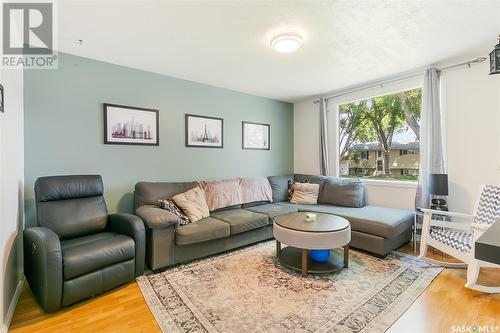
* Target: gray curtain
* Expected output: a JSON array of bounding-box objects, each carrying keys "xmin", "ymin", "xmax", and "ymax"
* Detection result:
[
  {"xmin": 415, "ymin": 67, "xmax": 446, "ymax": 208},
  {"xmin": 319, "ymin": 97, "xmax": 330, "ymax": 176}
]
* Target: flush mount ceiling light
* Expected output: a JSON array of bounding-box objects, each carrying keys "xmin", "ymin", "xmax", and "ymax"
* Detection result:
[{"xmin": 270, "ymin": 32, "xmax": 303, "ymax": 53}]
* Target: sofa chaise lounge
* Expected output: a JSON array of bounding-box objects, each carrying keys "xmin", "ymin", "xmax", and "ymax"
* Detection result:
[{"xmin": 135, "ymin": 174, "xmax": 413, "ymax": 271}]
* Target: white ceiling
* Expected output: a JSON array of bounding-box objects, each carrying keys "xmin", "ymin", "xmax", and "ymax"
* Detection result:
[{"xmin": 58, "ymin": 1, "xmax": 500, "ymax": 102}]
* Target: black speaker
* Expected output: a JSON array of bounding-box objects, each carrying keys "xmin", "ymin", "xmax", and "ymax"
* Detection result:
[
  {"xmin": 431, "ymin": 198, "xmax": 446, "ymax": 206},
  {"xmin": 431, "ymin": 205, "xmax": 448, "ymax": 211}
]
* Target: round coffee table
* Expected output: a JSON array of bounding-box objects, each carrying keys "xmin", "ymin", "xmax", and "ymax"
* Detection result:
[{"xmin": 273, "ymin": 212, "xmax": 351, "ymax": 277}]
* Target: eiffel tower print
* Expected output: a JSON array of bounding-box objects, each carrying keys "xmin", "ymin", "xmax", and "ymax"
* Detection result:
[{"xmin": 202, "ymin": 124, "xmax": 209, "ymax": 142}]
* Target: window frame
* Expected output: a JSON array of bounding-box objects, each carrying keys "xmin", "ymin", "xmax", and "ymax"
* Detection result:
[{"xmin": 329, "ymin": 78, "xmax": 422, "ymax": 187}]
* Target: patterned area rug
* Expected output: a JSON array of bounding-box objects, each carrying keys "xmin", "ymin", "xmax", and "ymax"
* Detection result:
[{"xmin": 137, "ymin": 241, "xmax": 443, "ymax": 333}]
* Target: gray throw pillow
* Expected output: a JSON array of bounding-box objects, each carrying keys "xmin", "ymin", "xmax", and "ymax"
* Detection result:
[
  {"xmin": 319, "ymin": 177, "xmax": 365, "ymax": 208},
  {"xmin": 294, "ymin": 174, "xmax": 327, "ymax": 185}
]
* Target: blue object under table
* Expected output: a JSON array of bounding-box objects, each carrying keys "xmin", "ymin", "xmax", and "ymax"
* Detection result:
[{"xmin": 309, "ymin": 249, "xmax": 330, "ymax": 263}]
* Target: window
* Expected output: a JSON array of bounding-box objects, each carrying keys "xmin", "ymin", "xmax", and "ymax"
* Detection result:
[
  {"xmin": 403, "ymin": 169, "xmax": 419, "ymax": 176},
  {"xmin": 338, "ymin": 87, "xmax": 421, "ymax": 181},
  {"xmin": 400, "ymin": 149, "xmax": 416, "ymax": 156}
]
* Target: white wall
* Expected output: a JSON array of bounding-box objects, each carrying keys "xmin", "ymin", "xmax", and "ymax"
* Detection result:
[
  {"xmin": 0, "ymin": 66, "xmax": 24, "ymax": 332},
  {"xmin": 294, "ymin": 56, "xmax": 500, "ymax": 212},
  {"xmin": 443, "ymin": 61, "xmax": 500, "ymax": 212}
]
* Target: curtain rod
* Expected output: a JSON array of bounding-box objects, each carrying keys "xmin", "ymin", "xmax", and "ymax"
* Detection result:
[{"xmin": 313, "ymin": 56, "xmax": 487, "ymax": 104}]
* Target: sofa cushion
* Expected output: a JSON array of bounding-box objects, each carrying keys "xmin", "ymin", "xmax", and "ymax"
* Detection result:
[
  {"xmin": 175, "ymin": 217, "xmax": 230, "ymax": 246},
  {"xmin": 295, "ymin": 204, "xmax": 413, "ymax": 239},
  {"xmin": 211, "ymin": 209, "xmax": 269, "ymax": 235},
  {"xmin": 267, "ymin": 175, "xmax": 294, "ymax": 202},
  {"xmin": 171, "ymin": 187, "xmax": 210, "ymax": 222},
  {"xmin": 319, "ymin": 177, "xmax": 365, "ymax": 208},
  {"xmin": 241, "ymin": 201, "xmax": 270, "ymax": 208},
  {"xmin": 244, "ymin": 203, "xmax": 299, "ymax": 219},
  {"xmin": 275, "ymin": 201, "xmax": 319, "ymax": 211},
  {"xmin": 134, "ymin": 181, "xmax": 196, "ymax": 209},
  {"xmin": 212, "ymin": 204, "xmax": 242, "ymax": 212},
  {"xmin": 61, "ymin": 232, "xmax": 135, "ymax": 280},
  {"xmin": 294, "ymin": 174, "xmax": 326, "ymax": 185}
]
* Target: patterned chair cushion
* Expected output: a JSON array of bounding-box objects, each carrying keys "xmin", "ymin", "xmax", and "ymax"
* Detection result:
[
  {"xmin": 474, "ymin": 184, "xmax": 500, "ymax": 225},
  {"xmin": 429, "ymin": 227, "xmax": 472, "ymax": 253}
]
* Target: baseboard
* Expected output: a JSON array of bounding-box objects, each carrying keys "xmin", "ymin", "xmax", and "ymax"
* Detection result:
[{"xmin": 2, "ymin": 277, "xmax": 24, "ymax": 333}]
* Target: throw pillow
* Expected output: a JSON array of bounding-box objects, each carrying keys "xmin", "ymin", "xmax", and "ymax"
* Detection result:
[
  {"xmin": 290, "ymin": 182, "xmax": 320, "ymax": 205},
  {"xmin": 319, "ymin": 177, "xmax": 365, "ymax": 208},
  {"xmin": 267, "ymin": 175, "xmax": 294, "ymax": 202},
  {"xmin": 157, "ymin": 199, "xmax": 191, "ymax": 225},
  {"xmin": 287, "ymin": 179, "xmax": 312, "ymax": 201},
  {"xmin": 171, "ymin": 187, "xmax": 210, "ymax": 222},
  {"xmin": 294, "ymin": 174, "xmax": 327, "ymax": 185},
  {"xmin": 287, "ymin": 180, "xmax": 296, "ymax": 201}
]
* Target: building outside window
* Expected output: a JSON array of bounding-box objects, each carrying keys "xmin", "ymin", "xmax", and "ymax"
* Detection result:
[{"xmin": 338, "ymin": 87, "xmax": 421, "ymax": 181}]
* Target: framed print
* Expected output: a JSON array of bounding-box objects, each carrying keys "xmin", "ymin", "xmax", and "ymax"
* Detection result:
[
  {"xmin": 104, "ymin": 103, "xmax": 159, "ymax": 146},
  {"xmin": 242, "ymin": 121, "xmax": 270, "ymax": 150},
  {"xmin": 185, "ymin": 114, "xmax": 223, "ymax": 148},
  {"xmin": 0, "ymin": 83, "xmax": 4, "ymax": 113}
]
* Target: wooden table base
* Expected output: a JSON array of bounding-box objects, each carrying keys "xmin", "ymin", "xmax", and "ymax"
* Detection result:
[{"xmin": 276, "ymin": 243, "xmax": 349, "ymax": 277}]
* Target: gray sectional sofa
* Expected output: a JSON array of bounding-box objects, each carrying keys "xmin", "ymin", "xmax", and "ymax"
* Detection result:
[{"xmin": 135, "ymin": 174, "xmax": 413, "ymax": 271}]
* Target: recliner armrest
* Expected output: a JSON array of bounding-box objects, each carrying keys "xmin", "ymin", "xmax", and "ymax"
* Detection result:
[
  {"xmin": 135, "ymin": 205, "xmax": 180, "ymax": 229},
  {"xmin": 108, "ymin": 213, "xmax": 146, "ymax": 276},
  {"xmin": 24, "ymin": 227, "xmax": 63, "ymax": 313}
]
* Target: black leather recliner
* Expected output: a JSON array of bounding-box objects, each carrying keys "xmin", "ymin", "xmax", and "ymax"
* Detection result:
[{"xmin": 24, "ymin": 175, "xmax": 145, "ymax": 313}]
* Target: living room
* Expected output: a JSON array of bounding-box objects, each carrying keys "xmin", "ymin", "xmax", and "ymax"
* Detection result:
[{"xmin": 1, "ymin": 1, "xmax": 499, "ymax": 333}]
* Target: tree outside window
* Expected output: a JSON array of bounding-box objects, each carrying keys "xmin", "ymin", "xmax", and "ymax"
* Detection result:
[{"xmin": 338, "ymin": 88, "xmax": 421, "ymax": 181}]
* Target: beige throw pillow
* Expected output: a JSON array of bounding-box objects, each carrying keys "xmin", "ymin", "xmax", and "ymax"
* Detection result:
[
  {"xmin": 171, "ymin": 187, "xmax": 210, "ymax": 222},
  {"xmin": 290, "ymin": 182, "xmax": 320, "ymax": 205}
]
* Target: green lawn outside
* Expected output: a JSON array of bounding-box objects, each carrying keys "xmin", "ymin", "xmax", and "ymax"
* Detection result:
[{"xmin": 342, "ymin": 174, "xmax": 418, "ymax": 181}]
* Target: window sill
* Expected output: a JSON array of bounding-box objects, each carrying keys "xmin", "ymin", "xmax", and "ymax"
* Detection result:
[{"xmin": 357, "ymin": 178, "xmax": 418, "ymax": 189}]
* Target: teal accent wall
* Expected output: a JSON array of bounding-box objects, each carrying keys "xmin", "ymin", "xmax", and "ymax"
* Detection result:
[{"xmin": 24, "ymin": 53, "xmax": 293, "ymax": 226}]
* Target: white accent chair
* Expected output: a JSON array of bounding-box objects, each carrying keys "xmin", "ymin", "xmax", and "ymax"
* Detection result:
[{"xmin": 418, "ymin": 184, "xmax": 500, "ymax": 293}]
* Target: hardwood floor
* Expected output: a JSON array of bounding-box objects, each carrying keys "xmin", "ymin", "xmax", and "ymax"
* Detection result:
[
  {"xmin": 9, "ymin": 283, "xmax": 159, "ymax": 333},
  {"xmin": 9, "ymin": 243, "xmax": 500, "ymax": 333},
  {"xmin": 388, "ymin": 245, "xmax": 500, "ymax": 333}
]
